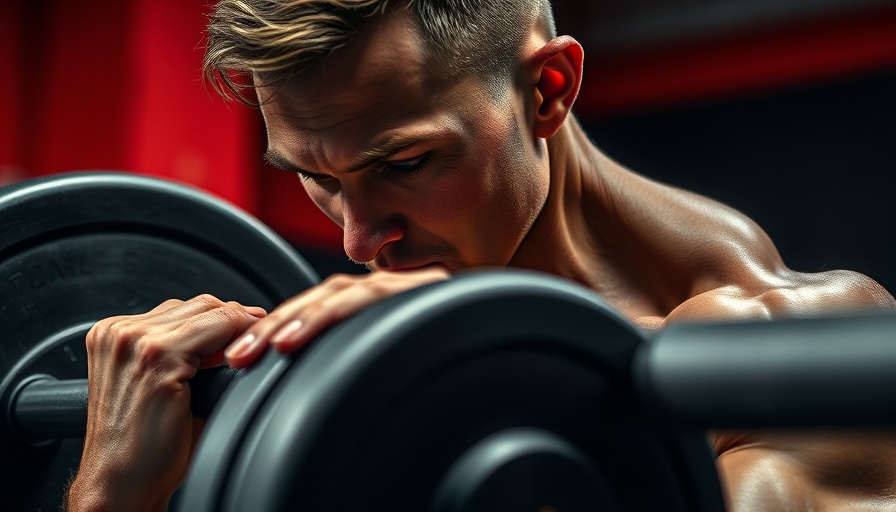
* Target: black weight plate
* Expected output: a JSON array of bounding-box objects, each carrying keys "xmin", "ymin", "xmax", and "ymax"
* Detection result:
[
  {"xmin": 176, "ymin": 340, "xmax": 298, "ymax": 512},
  {"xmin": 0, "ymin": 172, "xmax": 318, "ymax": 511},
  {"xmin": 208, "ymin": 271, "xmax": 722, "ymax": 512},
  {"xmin": 432, "ymin": 427, "xmax": 614, "ymax": 512}
]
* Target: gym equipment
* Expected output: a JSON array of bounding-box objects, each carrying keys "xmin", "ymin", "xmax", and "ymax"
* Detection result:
[
  {"xmin": 4, "ymin": 173, "xmax": 896, "ymax": 511},
  {"xmin": 180, "ymin": 271, "xmax": 723, "ymax": 511},
  {"xmin": 640, "ymin": 313, "xmax": 896, "ymax": 428},
  {"xmin": 0, "ymin": 172, "xmax": 319, "ymax": 511},
  {"xmin": 178, "ymin": 272, "xmax": 896, "ymax": 511}
]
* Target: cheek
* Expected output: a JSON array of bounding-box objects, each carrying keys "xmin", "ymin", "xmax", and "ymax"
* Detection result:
[
  {"xmin": 421, "ymin": 134, "xmax": 544, "ymax": 245},
  {"xmin": 405, "ymin": 176, "xmax": 480, "ymax": 227},
  {"xmin": 483, "ymin": 125, "xmax": 547, "ymax": 223}
]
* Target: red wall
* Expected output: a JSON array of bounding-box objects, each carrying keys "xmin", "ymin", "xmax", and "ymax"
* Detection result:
[{"xmin": 0, "ymin": 0, "xmax": 25, "ymax": 183}]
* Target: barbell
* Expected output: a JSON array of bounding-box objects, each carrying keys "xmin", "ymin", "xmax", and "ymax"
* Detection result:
[
  {"xmin": 1, "ymin": 173, "xmax": 895, "ymax": 511},
  {"xmin": 0, "ymin": 172, "xmax": 318, "ymax": 510}
]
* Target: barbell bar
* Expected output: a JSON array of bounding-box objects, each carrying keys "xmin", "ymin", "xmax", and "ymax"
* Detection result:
[
  {"xmin": 9, "ymin": 365, "xmax": 243, "ymax": 441},
  {"xmin": 9, "ymin": 308, "xmax": 896, "ymax": 444},
  {"xmin": 639, "ymin": 312, "xmax": 896, "ymax": 428}
]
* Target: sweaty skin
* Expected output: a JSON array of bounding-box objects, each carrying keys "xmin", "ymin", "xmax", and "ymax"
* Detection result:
[{"xmin": 69, "ymin": 10, "xmax": 896, "ymax": 512}]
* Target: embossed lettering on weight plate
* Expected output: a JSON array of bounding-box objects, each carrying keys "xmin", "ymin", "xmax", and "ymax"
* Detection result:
[
  {"xmin": 6, "ymin": 254, "xmax": 93, "ymax": 296},
  {"xmin": 4, "ymin": 250, "xmax": 140, "ymax": 297}
]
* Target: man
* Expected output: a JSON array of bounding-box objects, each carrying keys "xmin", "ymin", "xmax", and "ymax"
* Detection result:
[{"xmin": 67, "ymin": 1, "xmax": 896, "ymax": 510}]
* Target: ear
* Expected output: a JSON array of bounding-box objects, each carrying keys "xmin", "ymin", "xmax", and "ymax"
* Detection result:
[{"xmin": 529, "ymin": 36, "xmax": 584, "ymax": 139}]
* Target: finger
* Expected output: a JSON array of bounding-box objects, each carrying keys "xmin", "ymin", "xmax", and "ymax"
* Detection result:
[
  {"xmin": 269, "ymin": 284, "xmax": 378, "ymax": 353},
  {"xmin": 143, "ymin": 295, "xmax": 263, "ymax": 331},
  {"xmin": 225, "ymin": 268, "xmax": 450, "ymax": 368},
  {"xmin": 267, "ymin": 268, "xmax": 448, "ymax": 351},
  {"xmin": 223, "ymin": 277, "xmax": 360, "ymax": 367},
  {"xmin": 239, "ymin": 304, "xmax": 268, "ymax": 318},
  {"xmin": 146, "ymin": 293, "xmax": 254, "ymax": 318},
  {"xmin": 171, "ymin": 306, "xmax": 263, "ymax": 357},
  {"xmin": 266, "ymin": 268, "xmax": 450, "ymax": 352},
  {"xmin": 226, "ymin": 300, "xmax": 267, "ymax": 319}
]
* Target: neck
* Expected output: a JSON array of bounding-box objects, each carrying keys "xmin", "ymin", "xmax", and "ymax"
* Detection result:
[
  {"xmin": 509, "ymin": 116, "xmax": 706, "ymax": 320},
  {"xmin": 508, "ymin": 116, "xmax": 615, "ymax": 291}
]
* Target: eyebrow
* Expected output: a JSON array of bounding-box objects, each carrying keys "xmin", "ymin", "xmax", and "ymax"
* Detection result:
[{"xmin": 263, "ymin": 134, "xmax": 423, "ymax": 175}]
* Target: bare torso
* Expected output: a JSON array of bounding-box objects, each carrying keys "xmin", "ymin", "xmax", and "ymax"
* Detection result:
[{"xmin": 513, "ymin": 118, "xmax": 896, "ymax": 511}]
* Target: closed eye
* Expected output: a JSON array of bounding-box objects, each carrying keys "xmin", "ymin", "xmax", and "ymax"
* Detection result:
[
  {"xmin": 379, "ymin": 153, "xmax": 430, "ymax": 177},
  {"xmin": 297, "ymin": 169, "xmax": 332, "ymax": 183}
]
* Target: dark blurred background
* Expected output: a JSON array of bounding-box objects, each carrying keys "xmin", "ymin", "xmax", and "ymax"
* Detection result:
[{"xmin": 1, "ymin": 0, "xmax": 894, "ymax": 291}]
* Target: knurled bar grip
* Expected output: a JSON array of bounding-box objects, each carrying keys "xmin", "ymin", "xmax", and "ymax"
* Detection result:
[{"xmin": 12, "ymin": 312, "xmax": 896, "ymax": 441}]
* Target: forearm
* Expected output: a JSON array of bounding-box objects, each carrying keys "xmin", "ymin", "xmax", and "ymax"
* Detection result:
[
  {"xmin": 64, "ymin": 470, "xmax": 171, "ymax": 512},
  {"xmin": 715, "ymin": 429, "xmax": 896, "ymax": 512}
]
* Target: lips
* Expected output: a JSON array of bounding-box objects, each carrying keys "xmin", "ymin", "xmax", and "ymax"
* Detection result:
[{"xmin": 380, "ymin": 261, "xmax": 445, "ymax": 272}]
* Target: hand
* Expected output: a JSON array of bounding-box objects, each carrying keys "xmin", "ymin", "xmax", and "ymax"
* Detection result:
[
  {"xmin": 224, "ymin": 267, "xmax": 450, "ymax": 368},
  {"xmin": 67, "ymin": 296, "xmax": 266, "ymax": 512}
]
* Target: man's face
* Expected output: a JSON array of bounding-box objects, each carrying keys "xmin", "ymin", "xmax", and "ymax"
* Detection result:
[{"xmin": 259, "ymin": 13, "xmax": 549, "ymax": 272}]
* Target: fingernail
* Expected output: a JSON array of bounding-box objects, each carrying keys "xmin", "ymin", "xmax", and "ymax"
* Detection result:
[
  {"xmin": 271, "ymin": 320, "xmax": 303, "ymax": 345},
  {"xmin": 225, "ymin": 333, "xmax": 256, "ymax": 361}
]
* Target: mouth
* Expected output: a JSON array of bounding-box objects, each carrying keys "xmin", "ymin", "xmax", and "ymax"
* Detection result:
[{"xmin": 379, "ymin": 261, "xmax": 445, "ymax": 272}]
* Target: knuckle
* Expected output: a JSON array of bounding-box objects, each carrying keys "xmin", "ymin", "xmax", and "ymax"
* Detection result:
[
  {"xmin": 211, "ymin": 305, "xmax": 247, "ymax": 325},
  {"xmin": 177, "ymin": 306, "xmax": 247, "ymax": 337},
  {"xmin": 108, "ymin": 321, "xmax": 148, "ymax": 358},
  {"xmin": 361, "ymin": 277, "xmax": 392, "ymax": 295},
  {"xmin": 133, "ymin": 336, "xmax": 167, "ymax": 368},
  {"xmin": 85, "ymin": 321, "xmax": 108, "ymax": 353},
  {"xmin": 86, "ymin": 317, "xmax": 141, "ymax": 354},
  {"xmin": 322, "ymin": 273, "xmax": 357, "ymax": 290},
  {"xmin": 191, "ymin": 293, "xmax": 223, "ymax": 308},
  {"xmin": 302, "ymin": 306, "xmax": 336, "ymax": 331},
  {"xmin": 132, "ymin": 336, "xmax": 192, "ymax": 380},
  {"xmin": 300, "ymin": 301, "xmax": 325, "ymax": 320}
]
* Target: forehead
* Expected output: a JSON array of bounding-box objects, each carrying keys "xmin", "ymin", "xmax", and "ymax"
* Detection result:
[
  {"xmin": 256, "ymin": 11, "xmax": 496, "ymax": 171},
  {"xmin": 258, "ymin": 11, "xmax": 433, "ymax": 128}
]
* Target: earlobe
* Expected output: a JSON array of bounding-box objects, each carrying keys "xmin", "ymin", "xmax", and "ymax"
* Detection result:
[{"xmin": 530, "ymin": 36, "xmax": 584, "ymax": 139}]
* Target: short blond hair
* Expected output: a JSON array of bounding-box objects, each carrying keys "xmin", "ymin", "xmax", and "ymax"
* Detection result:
[{"xmin": 203, "ymin": 0, "xmax": 555, "ymax": 105}]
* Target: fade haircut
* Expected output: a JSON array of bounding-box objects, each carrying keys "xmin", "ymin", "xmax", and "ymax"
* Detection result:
[{"xmin": 203, "ymin": 0, "xmax": 556, "ymax": 105}]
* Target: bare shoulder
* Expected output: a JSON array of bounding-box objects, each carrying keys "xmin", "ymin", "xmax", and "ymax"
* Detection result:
[
  {"xmin": 652, "ymin": 193, "xmax": 896, "ymax": 323},
  {"xmin": 666, "ymin": 269, "xmax": 896, "ymax": 324},
  {"xmin": 643, "ymin": 183, "xmax": 896, "ymax": 321},
  {"xmin": 608, "ymin": 167, "xmax": 896, "ymax": 324}
]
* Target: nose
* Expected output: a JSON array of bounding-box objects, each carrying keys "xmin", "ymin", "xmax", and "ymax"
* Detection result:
[{"xmin": 340, "ymin": 185, "xmax": 404, "ymax": 265}]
